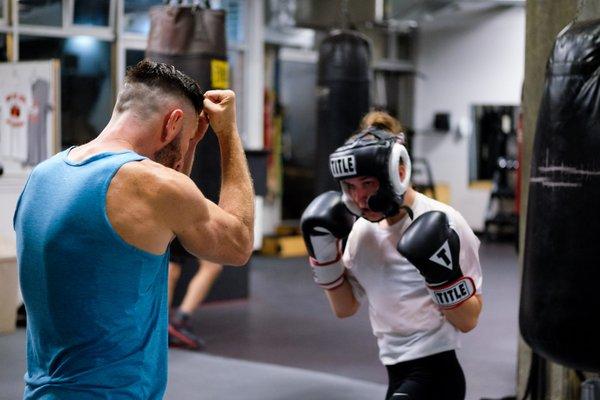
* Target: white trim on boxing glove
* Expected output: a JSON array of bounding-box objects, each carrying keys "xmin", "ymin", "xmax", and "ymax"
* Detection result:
[
  {"xmin": 309, "ymin": 228, "xmax": 341, "ymax": 264},
  {"xmin": 309, "ymin": 257, "xmax": 346, "ymax": 290},
  {"xmin": 427, "ymin": 276, "xmax": 476, "ymax": 309}
]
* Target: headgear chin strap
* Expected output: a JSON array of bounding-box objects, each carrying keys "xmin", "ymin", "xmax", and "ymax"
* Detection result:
[{"xmin": 329, "ymin": 128, "xmax": 412, "ymax": 221}]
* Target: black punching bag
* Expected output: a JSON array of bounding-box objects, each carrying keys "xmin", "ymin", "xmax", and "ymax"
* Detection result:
[
  {"xmin": 146, "ymin": 4, "xmax": 229, "ymax": 204},
  {"xmin": 520, "ymin": 19, "xmax": 600, "ymax": 372},
  {"xmin": 315, "ymin": 30, "xmax": 371, "ymax": 194}
]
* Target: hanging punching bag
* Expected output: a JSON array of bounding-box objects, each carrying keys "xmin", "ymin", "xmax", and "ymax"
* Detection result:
[
  {"xmin": 520, "ymin": 19, "xmax": 600, "ymax": 372},
  {"xmin": 146, "ymin": 4, "xmax": 229, "ymax": 204},
  {"xmin": 315, "ymin": 30, "xmax": 371, "ymax": 194}
]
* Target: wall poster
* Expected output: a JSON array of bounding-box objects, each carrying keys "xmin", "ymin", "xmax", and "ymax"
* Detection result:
[{"xmin": 0, "ymin": 60, "xmax": 60, "ymax": 178}]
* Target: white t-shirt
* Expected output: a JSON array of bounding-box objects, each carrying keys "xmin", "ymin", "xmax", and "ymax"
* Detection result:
[
  {"xmin": 0, "ymin": 81, "xmax": 32, "ymax": 162},
  {"xmin": 342, "ymin": 192, "xmax": 483, "ymax": 365}
]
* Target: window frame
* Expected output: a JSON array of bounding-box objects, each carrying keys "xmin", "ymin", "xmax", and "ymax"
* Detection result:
[
  {"xmin": 5, "ymin": 0, "xmax": 115, "ymax": 62},
  {"xmin": 0, "ymin": 0, "xmax": 8, "ymax": 26},
  {"xmin": 16, "ymin": 0, "xmax": 115, "ymax": 40},
  {"xmin": 116, "ymin": 0, "xmax": 259, "ymax": 148},
  {"xmin": 70, "ymin": 0, "xmax": 116, "ymax": 30},
  {"xmin": 2, "ymin": 0, "xmax": 261, "ymax": 149},
  {"xmin": 18, "ymin": 0, "xmax": 65, "ymax": 30}
]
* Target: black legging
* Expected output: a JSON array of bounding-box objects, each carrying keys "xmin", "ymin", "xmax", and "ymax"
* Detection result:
[{"xmin": 385, "ymin": 350, "xmax": 466, "ymax": 400}]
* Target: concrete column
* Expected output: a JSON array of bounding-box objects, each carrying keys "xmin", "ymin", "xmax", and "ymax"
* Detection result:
[{"xmin": 519, "ymin": 1, "xmax": 600, "ymax": 398}]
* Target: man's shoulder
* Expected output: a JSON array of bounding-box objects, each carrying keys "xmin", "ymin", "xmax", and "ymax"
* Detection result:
[
  {"xmin": 30, "ymin": 150, "xmax": 67, "ymax": 175},
  {"xmin": 113, "ymin": 159, "xmax": 192, "ymax": 202},
  {"xmin": 119, "ymin": 159, "xmax": 184, "ymax": 183}
]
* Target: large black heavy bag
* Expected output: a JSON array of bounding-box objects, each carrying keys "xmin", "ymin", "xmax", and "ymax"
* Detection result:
[
  {"xmin": 315, "ymin": 30, "xmax": 371, "ymax": 194},
  {"xmin": 146, "ymin": 5, "xmax": 228, "ymax": 204},
  {"xmin": 520, "ymin": 19, "xmax": 600, "ymax": 372}
]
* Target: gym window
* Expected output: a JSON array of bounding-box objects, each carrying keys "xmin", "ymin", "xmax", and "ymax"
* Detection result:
[{"xmin": 2, "ymin": 0, "xmax": 252, "ymax": 149}]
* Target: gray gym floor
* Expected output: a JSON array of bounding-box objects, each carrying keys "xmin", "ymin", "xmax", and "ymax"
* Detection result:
[{"xmin": 0, "ymin": 241, "xmax": 518, "ymax": 400}]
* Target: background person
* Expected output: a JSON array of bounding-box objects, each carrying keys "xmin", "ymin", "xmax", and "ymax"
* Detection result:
[{"xmin": 167, "ymin": 241, "xmax": 223, "ymax": 350}]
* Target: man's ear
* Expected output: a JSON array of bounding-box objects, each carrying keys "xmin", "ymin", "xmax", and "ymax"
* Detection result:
[
  {"xmin": 162, "ymin": 109, "xmax": 184, "ymax": 143},
  {"xmin": 194, "ymin": 110, "xmax": 209, "ymax": 142}
]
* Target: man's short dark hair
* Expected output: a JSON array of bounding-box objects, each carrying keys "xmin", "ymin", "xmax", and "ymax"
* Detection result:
[{"xmin": 117, "ymin": 59, "xmax": 203, "ymax": 114}]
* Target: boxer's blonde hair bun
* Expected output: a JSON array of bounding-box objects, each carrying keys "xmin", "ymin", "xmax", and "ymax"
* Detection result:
[{"xmin": 360, "ymin": 111, "xmax": 403, "ymax": 135}]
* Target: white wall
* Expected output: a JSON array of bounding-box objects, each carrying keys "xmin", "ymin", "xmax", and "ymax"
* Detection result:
[{"xmin": 413, "ymin": 6, "xmax": 525, "ymax": 231}]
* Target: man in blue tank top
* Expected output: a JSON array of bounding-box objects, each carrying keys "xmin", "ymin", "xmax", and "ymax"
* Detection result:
[{"xmin": 13, "ymin": 60, "xmax": 255, "ymax": 399}]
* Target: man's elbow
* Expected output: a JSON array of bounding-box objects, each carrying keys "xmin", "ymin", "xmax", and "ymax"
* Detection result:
[
  {"xmin": 227, "ymin": 248, "xmax": 251, "ymax": 266},
  {"xmin": 227, "ymin": 223, "xmax": 254, "ymax": 266},
  {"xmin": 228, "ymin": 239, "xmax": 254, "ymax": 266}
]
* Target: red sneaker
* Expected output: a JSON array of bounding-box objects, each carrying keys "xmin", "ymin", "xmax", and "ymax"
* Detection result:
[{"xmin": 168, "ymin": 322, "xmax": 206, "ymax": 351}]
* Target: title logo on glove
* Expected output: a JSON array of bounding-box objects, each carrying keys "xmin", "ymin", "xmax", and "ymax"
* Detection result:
[
  {"xmin": 429, "ymin": 240, "xmax": 453, "ymax": 270},
  {"xmin": 330, "ymin": 155, "xmax": 357, "ymax": 178}
]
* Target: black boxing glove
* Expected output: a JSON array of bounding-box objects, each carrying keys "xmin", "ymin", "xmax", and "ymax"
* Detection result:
[
  {"xmin": 300, "ymin": 191, "xmax": 355, "ymax": 290},
  {"xmin": 397, "ymin": 211, "xmax": 475, "ymax": 309}
]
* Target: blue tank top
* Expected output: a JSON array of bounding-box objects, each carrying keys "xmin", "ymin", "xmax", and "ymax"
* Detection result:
[{"xmin": 14, "ymin": 148, "xmax": 170, "ymax": 399}]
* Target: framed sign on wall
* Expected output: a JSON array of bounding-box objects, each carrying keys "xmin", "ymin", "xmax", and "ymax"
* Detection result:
[{"xmin": 0, "ymin": 60, "xmax": 60, "ymax": 177}]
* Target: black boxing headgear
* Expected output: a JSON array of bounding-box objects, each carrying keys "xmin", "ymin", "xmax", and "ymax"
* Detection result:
[{"xmin": 329, "ymin": 128, "xmax": 412, "ymax": 220}]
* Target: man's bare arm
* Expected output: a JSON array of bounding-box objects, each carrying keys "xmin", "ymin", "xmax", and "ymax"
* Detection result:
[
  {"xmin": 161, "ymin": 90, "xmax": 254, "ymax": 265},
  {"xmin": 157, "ymin": 172, "xmax": 252, "ymax": 266},
  {"xmin": 203, "ymin": 90, "xmax": 254, "ymax": 251}
]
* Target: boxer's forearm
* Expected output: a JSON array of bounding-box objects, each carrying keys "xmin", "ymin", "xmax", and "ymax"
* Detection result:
[
  {"xmin": 442, "ymin": 294, "xmax": 482, "ymax": 333},
  {"xmin": 324, "ymin": 278, "xmax": 360, "ymax": 318},
  {"xmin": 217, "ymin": 126, "xmax": 254, "ymax": 244}
]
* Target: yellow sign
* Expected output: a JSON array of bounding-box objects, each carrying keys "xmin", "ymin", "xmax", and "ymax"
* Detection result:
[{"xmin": 211, "ymin": 59, "xmax": 229, "ymax": 89}]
